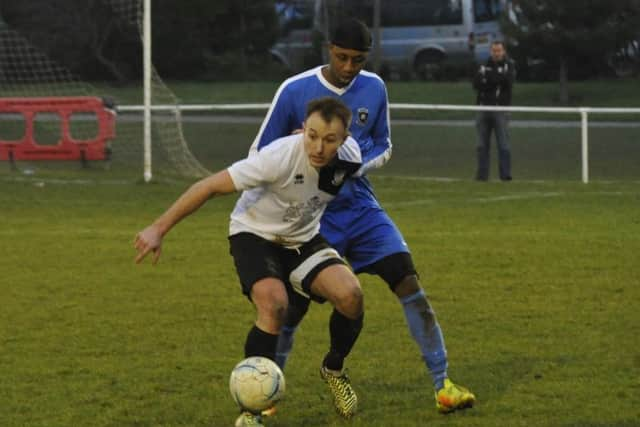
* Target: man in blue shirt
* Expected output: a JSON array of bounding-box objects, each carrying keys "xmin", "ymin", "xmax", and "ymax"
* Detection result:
[{"xmin": 252, "ymin": 18, "xmax": 475, "ymax": 416}]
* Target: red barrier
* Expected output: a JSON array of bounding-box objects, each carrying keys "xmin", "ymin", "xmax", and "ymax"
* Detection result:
[{"xmin": 0, "ymin": 96, "xmax": 115, "ymax": 163}]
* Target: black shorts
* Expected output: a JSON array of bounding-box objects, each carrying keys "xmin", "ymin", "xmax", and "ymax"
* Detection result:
[
  {"xmin": 361, "ymin": 252, "xmax": 418, "ymax": 291},
  {"xmin": 228, "ymin": 232, "xmax": 345, "ymax": 303}
]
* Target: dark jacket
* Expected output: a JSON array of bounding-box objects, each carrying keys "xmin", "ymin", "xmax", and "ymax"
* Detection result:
[{"xmin": 473, "ymin": 57, "xmax": 515, "ymax": 106}]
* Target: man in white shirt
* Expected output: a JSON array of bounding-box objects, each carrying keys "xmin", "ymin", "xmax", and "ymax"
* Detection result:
[{"xmin": 134, "ymin": 97, "xmax": 362, "ymax": 427}]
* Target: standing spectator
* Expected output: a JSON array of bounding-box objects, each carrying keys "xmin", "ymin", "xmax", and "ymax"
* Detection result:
[{"xmin": 473, "ymin": 40, "xmax": 515, "ymax": 181}]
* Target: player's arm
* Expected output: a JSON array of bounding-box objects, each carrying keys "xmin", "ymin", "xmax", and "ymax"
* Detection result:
[
  {"xmin": 134, "ymin": 170, "xmax": 237, "ymax": 265},
  {"xmin": 355, "ymin": 84, "xmax": 392, "ymax": 177}
]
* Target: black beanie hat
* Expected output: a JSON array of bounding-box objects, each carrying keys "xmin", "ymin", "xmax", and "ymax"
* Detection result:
[{"xmin": 330, "ymin": 18, "xmax": 372, "ymax": 51}]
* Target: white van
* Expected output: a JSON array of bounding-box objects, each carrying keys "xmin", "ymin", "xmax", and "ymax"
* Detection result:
[
  {"xmin": 470, "ymin": 0, "xmax": 507, "ymax": 64},
  {"xmin": 270, "ymin": 0, "xmax": 507, "ymax": 79}
]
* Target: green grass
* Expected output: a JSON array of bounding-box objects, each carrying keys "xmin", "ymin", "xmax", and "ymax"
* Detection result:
[
  {"xmin": 1, "ymin": 78, "xmax": 639, "ymax": 425},
  {"xmin": 1, "ymin": 176, "xmax": 639, "ymax": 426},
  {"xmin": 100, "ymin": 78, "xmax": 640, "ymax": 108}
]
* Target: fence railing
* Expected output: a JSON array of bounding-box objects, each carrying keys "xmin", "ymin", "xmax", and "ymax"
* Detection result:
[{"xmin": 118, "ymin": 103, "xmax": 640, "ymax": 183}]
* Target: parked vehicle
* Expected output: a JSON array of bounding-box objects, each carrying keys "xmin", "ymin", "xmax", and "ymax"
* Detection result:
[
  {"xmin": 270, "ymin": 0, "xmax": 509, "ymax": 80},
  {"xmin": 270, "ymin": 1, "xmax": 321, "ymax": 73},
  {"xmin": 470, "ymin": 0, "xmax": 506, "ymax": 64}
]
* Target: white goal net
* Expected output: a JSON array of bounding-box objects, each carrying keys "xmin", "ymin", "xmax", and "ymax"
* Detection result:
[{"xmin": 0, "ymin": 0, "xmax": 210, "ymax": 180}]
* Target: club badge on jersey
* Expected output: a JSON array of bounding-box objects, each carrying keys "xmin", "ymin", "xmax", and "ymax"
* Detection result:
[{"xmin": 356, "ymin": 107, "xmax": 369, "ymax": 126}]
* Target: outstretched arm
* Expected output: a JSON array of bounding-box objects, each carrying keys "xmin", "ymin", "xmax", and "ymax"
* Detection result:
[{"xmin": 134, "ymin": 170, "xmax": 237, "ymax": 264}]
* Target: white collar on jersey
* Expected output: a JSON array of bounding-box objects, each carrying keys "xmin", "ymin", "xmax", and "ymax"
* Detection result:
[{"xmin": 316, "ymin": 66, "xmax": 358, "ymax": 96}]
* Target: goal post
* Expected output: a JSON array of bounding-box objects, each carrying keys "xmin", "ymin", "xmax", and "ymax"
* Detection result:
[{"xmin": 143, "ymin": 0, "xmax": 152, "ymax": 182}]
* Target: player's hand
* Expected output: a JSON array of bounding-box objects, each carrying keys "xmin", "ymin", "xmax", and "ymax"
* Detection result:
[{"xmin": 134, "ymin": 224, "xmax": 163, "ymax": 265}]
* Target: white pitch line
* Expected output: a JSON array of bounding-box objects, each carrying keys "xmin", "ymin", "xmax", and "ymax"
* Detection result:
[
  {"xmin": 384, "ymin": 199, "xmax": 436, "ymax": 207},
  {"xmin": 470, "ymin": 192, "xmax": 564, "ymax": 203},
  {"xmin": 1, "ymin": 176, "xmax": 131, "ymax": 185},
  {"xmin": 374, "ymin": 174, "xmax": 553, "ymax": 184},
  {"xmin": 384, "ymin": 191, "xmax": 564, "ymax": 207}
]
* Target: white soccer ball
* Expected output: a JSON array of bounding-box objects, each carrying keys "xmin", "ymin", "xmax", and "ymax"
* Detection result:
[{"xmin": 229, "ymin": 356, "xmax": 285, "ymax": 413}]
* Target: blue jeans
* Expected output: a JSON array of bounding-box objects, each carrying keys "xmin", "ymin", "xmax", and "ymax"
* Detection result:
[{"xmin": 475, "ymin": 111, "xmax": 512, "ymax": 181}]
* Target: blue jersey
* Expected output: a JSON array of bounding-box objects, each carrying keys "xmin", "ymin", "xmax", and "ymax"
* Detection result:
[{"xmin": 251, "ymin": 66, "xmax": 392, "ymax": 210}]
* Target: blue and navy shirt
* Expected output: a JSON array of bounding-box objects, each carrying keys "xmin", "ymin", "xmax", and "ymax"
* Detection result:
[{"xmin": 250, "ymin": 66, "xmax": 392, "ymax": 210}]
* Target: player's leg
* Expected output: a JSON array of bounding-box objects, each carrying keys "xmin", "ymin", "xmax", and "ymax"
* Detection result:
[
  {"xmin": 229, "ymin": 232, "xmax": 289, "ymax": 361},
  {"xmin": 230, "ymin": 233, "xmax": 289, "ymax": 426},
  {"xmin": 311, "ymin": 263, "xmax": 362, "ymax": 419},
  {"xmin": 274, "ymin": 210, "xmax": 349, "ymax": 370},
  {"xmin": 347, "ymin": 207, "xmax": 475, "ymax": 412},
  {"xmin": 274, "ymin": 292, "xmax": 309, "ymax": 369},
  {"xmin": 246, "ymin": 277, "xmax": 289, "ymax": 360},
  {"xmin": 235, "ymin": 277, "xmax": 287, "ymax": 425},
  {"xmin": 344, "ymin": 208, "xmax": 448, "ymax": 381},
  {"xmin": 494, "ymin": 111, "xmax": 512, "ymax": 181},
  {"xmin": 475, "ymin": 111, "xmax": 492, "ymax": 181},
  {"xmin": 370, "ymin": 254, "xmax": 449, "ymax": 390},
  {"xmin": 288, "ymin": 235, "xmax": 362, "ymax": 419},
  {"xmin": 309, "ymin": 263, "xmax": 364, "ymax": 371}
]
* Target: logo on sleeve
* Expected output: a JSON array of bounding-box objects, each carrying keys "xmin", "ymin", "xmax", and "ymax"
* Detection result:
[
  {"xmin": 294, "ymin": 173, "xmax": 304, "ymax": 184},
  {"xmin": 356, "ymin": 107, "xmax": 369, "ymax": 126}
]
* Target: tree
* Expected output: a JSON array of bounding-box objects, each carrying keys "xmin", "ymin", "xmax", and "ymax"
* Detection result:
[
  {"xmin": 1, "ymin": 0, "xmax": 143, "ymax": 83},
  {"xmin": 502, "ymin": 0, "xmax": 640, "ymax": 104},
  {"xmin": 1, "ymin": 0, "xmax": 280, "ymax": 82}
]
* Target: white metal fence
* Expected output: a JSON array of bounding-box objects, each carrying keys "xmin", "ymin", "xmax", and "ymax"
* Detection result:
[{"xmin": 118, "ymin": 103, "xmax": 640, "ymax": 183}]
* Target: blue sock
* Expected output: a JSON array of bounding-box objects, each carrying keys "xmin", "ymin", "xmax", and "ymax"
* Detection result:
[
  {"xmin": 400, "ymin": 289, "xmax": 448, "ymax": 391},
  {"xmin": 274, "ymin": 325, "xmax": 297, "ymax": 370}
]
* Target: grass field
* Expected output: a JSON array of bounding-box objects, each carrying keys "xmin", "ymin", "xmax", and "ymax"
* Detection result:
[
  {"xmin": 101, "ymin": 79, "xmax": 640, "ymax": 108},
  {"xmin": 1, "ymin": 79, "xmax": 639, "ymax": 426},
  {"xmin": 1, "ymin": 174, "xmax": 639, "ymax": 426}
]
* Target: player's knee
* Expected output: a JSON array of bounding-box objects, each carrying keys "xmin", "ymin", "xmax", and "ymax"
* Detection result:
[
  {"xmin": 393, "ymin": 274, "xmax": 421, "ymax": 297},
  {"xmin": 261, "ymin": 300, "xmax": 288, "ymax": 326},
  {"xmin": 252, "ymin": 281, "xmax": 289, "ymax": 324},
  {"xmin": 334, "ymin": 280, "xmax": 363, "ymax": 318}
]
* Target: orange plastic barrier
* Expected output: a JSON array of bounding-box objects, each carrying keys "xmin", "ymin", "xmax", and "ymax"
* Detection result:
[{"xmin": 0, "ymin": 96, "xmax": 115, "ymax": 163}]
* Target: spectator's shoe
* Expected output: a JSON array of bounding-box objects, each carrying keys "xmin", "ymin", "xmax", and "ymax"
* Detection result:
[
  {"xmin": 435, "ymin": 379, "xmax": 476, "ymax": 413},
  {"xmin": 235, "ymin": 412, "xmax": 264, "ymax": 427},
  {"xmin": 320, "ymin": 366, "xmax": 358, "ymax": 418}
]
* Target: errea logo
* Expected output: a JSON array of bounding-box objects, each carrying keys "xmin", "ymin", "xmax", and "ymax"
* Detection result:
[{"xmin": 294, "ymin": 173, "xmax": 304, "ymax": 184}]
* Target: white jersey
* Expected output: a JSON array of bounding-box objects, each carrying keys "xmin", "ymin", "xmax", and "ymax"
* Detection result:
[{"xmin": 227, "ymin": 133, "xmax": 361, "ymax": 247}]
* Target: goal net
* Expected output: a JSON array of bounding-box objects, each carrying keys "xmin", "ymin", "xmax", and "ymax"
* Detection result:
[{"xmin": 0, "ymin": 0, "xmax": 210, "ymax": 181}]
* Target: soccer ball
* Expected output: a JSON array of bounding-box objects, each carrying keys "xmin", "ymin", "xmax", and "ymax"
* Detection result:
[{"xmin": 229, "ymin": 356, "xmax": 285, "ymax": 413}]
